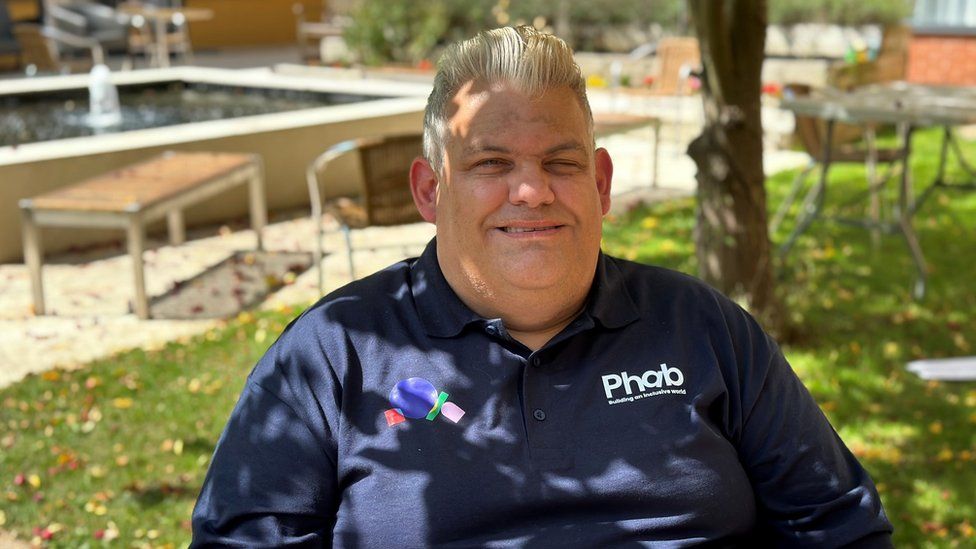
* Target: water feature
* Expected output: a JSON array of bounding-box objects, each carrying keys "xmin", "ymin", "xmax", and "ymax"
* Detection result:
[
  {"xmin": 0, "ymin": 79, "xmax": 389, "ymax": 147},
  {"xmin": 87, "ymin": 64, "xmax": 123, "ymax": 129}
]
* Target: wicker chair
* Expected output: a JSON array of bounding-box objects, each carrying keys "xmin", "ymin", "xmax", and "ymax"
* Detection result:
[
  {"xmin": 306, "ymin": 133, "xmax": 425, "ymax": 293},
  {"xmin": 648, "ymin": 37, "xmax": 700, "ymax": 96},
  {"xmin": 773, "ymin": 83, "xmax": 909, "ymax": 258},
  {"xmin": 772, "ymin": 84, "xmax": 906, "ymax": 236}
]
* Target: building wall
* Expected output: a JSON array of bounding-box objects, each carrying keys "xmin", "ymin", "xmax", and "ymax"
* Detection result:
[
  {"xmin": 185, "ymin": 0, "xmax": 323, "ymax": 48},
  {"xmin": 4, "ymin": 0, "xmax": 39, "ymax": 22},
  {"xmin": 907, "ymin": 34, "xmax": 976, "ymax": 85}
]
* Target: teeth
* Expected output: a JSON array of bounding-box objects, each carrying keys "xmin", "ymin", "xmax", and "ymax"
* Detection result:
[{"xmin": 503, "ymin": 226, "xmax": 556, "ymax": 233}]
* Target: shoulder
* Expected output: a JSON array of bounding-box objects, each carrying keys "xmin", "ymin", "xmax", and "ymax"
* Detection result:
[
  {"xmin": 289, "ymin": 258, "xmax": 417, "ymax": 338},
  {"xmin": 603, "ymin": 254, "xmax": 773, "ymax": 355},
  {"xmin": 251, "ymin": 258, "xmax": 418, "ymax": 384},
  {"xmin": 605, "ymin": 255, "xmax": 738, "ymax": 316}
]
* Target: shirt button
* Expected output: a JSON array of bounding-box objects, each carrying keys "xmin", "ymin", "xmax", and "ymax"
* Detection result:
[
  {"xmin": 531, "ymin": 357, "xmax": 541, "ymax": 367},
  {"xmin": 486, "ymin": 325, "xmax": 498, "ymax": 335},
  {"xmin": 533, "ymin": 409, "xmax": 547, "ymax": 421}
]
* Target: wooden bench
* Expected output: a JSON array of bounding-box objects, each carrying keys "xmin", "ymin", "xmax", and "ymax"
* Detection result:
[{"xmin": 19, "ymin": 151, "xmax": 267, "ymax": 319}]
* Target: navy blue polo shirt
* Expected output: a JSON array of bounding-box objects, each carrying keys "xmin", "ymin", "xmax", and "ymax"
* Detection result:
[{"xmin": 191, "ymin": 239, "xmax": 893, "ymax": 547}]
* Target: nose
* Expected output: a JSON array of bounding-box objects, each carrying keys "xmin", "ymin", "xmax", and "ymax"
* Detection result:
[{"xmin": 508, "ymin": 165, "xmax": 555, "ymax": 208}]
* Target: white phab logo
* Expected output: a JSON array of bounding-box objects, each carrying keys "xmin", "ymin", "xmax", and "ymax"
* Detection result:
[{"xmin": 602, "ymin": 364, "xmax": 685, "ymax": 401}]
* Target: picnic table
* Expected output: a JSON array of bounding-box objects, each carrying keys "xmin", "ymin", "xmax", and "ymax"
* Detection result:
[
  {"xmin": 779, "ymin": 81, "xmax": 976, "ymax": 299},
  {"xmin": 19, "ymin": 151, "xmax": 266, "ymax": 319}
]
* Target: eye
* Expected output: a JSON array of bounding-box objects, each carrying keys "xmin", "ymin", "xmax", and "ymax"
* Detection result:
[
  {"xmin": 471, "ymin": 158, "xmax": 511, "ymax": 172},
  {"xmin": 546, "ymin": 159, "xmax": 584, "ymax": 174}
]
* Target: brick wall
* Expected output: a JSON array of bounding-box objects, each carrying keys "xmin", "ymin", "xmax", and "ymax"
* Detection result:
[{"xmin": 907, "ymin": 34, "xmax": 976, "ymax": 86}]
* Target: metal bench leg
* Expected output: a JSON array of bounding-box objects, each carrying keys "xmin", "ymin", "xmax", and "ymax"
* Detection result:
[
  {"xmin": 652, "ymin": 119, "xmax": 661, "ymax": 188},
  {"xmin": 770, "ymin": 160, "xmax": 815, "ymax": 234},
  {"xmin": 314, "ymin": 212, "xmax": 325, "ymax": 295},
  {"xmin": 896, "ymin": 125, "xmax": 927, "ymax": 300},
  {"xmin": 167, "ymin": 209, "xmax": 185, "ymax": 245},
  {"xmin": 248, "ymin": 162, "xmax": 268, "ymax": 251},
  {"xmin": 20, "ymin": 208, "xmax": 46, "ymax": 315},
  {"xmin": 864, "ymin": 126, "xmax": 882, "ymax": 250},
  {"xmin": 127, "ymin": 219, "xmax": 149, "ymax": 319},
  {"xmin": 343, "ymin": 225, "xmax": 355, "ymax": 280},
  {"xmin": 780, "ymin": 120, "xmax": 835, "ymax": 257}
]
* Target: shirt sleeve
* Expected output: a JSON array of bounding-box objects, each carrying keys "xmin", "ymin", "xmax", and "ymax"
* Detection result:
[
  {"xmin": 190, "ymin": 336, "xmax": 341, "ymax": 547},
  {"xmin": 726, "ymin": 307, "xmax": 894, "ymax": 547}
]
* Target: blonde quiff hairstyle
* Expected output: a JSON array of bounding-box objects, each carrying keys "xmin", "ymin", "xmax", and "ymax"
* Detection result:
[{"xmin": 422, "ymin": 26, "xmax": 593, "ymax": 172}]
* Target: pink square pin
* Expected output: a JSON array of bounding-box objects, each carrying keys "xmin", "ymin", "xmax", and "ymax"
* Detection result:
[{"xmin": 440, "ymin": 402, "xmax": 465, "ymax": 423}]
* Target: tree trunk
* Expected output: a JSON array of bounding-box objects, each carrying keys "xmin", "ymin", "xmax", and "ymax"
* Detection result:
[{"xmin": 686, "ymin": 0, "xmax": 786, "ymax": 334}]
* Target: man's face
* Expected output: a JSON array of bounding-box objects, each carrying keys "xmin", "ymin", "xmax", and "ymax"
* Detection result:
[{"xmin": 412, "ymin": 82, "xmax": 613, "ymax": 312}]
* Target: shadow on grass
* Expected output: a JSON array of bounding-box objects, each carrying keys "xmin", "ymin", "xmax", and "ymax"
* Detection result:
[
  {"xmin": 148, "ymin": 250, "xmax": 312, "ymax": 320},
  {"xmin": 127, "ymin": 480, "xmax": 198, "ymax": 508}
]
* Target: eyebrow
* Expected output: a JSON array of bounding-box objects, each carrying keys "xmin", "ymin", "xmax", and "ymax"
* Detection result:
[{"xmin": 461, "ymin": 140, "xmax": 588, "ymax": 157}]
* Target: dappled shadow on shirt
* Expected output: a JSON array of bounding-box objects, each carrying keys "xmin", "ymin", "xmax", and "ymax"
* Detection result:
[{"xmin": 191, "ymin": 252, "xmax": 892, "ymax": 547}]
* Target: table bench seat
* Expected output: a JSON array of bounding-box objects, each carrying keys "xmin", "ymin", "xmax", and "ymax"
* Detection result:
[{"xmin": 19, "ymin": 151, "xmax": 266, "ymax": 319}]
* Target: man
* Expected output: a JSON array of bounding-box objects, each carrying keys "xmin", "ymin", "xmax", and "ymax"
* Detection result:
[{"xmin": 191, "ymin": 26, "xmax": 893, "ymax": 547}]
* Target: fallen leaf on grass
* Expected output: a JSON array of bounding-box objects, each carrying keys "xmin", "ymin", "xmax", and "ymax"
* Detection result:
[
  {"xmin": 953, "ymin": 332, "xmax": 970, "ymax": 352},
  {"xmin": 237, "ymin": 311, "xmax": 255, "ymax": 324},
  {"xmin": 112, "ymin": 397, "xmax": 133, "ymax": 409},
  {"xmin": 41, "ymin": 371, "xmax": 61, "ymax": 382},
  {"xmin": 87, "ymin": 465, "xmax": 106, "ymax": 479},
  {"xmin": 640, "ymin": 217, "xmax": 659, "ymax": 230},
  {"xmin": 84, "ymin": 499, "xmax": 108, "ymax": 516},
  {"xmin": 882, "ymin": 341, "xmax": 901, "ymax": 359}
]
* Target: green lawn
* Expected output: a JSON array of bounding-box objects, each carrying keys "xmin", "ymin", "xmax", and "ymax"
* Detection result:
[{"xmin": 2, "ymin": 127, "xmax": 975, "ymax": 547}]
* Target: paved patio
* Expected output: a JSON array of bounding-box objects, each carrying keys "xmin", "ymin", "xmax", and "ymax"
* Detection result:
[{"xmin": 0, "ymin": 82, "xmax": 807, "ymax": 388}]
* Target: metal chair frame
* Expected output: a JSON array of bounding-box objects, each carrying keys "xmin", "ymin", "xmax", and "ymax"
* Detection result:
[
  {"xmin": 306, "ymin": 133, "xmax": 425, "ymax": 293},
  {"xmin": 773, "ymin": 84, "xmax": 907, "ymax": 251}
]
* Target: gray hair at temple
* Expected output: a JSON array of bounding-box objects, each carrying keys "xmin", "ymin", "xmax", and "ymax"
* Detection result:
[{"xmin": 422, "ymin": 25, "xmax": 593, "ymax": 173}]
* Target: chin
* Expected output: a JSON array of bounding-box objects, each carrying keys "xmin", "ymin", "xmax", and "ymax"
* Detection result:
[{"xmin": 498, "ymin": 261, "xmax": 574, "ymax": 290}]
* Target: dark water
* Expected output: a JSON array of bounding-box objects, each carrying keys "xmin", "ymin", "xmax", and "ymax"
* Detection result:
[{"xmin": 0, "ymin": 81, "xmax": 388, "ymax": 147}]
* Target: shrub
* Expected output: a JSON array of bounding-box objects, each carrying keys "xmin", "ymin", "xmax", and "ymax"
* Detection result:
[
  {"xmin": 770, "ymin": 0, "xmax": 914, "ymax": 25},
  {"xmin": 344, "ymin": 0, "xmax": 449, "ymax": 66}
]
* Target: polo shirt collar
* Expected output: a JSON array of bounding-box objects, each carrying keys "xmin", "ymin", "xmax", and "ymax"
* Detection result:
[
  {"xmin": 411, "ymin": 239, "xmax": 640, "ymax": 337},
  {"xmin": 411, "ymin": 239, "xmax": 483, "ymax": 337},
  {"xmin": 585, "ymin": 252, "xmax": 641, "ymax": 329}
]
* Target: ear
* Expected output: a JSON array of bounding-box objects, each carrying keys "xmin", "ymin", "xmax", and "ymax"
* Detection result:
[
  {"xmin": 410, "ymin": 156, "xmax": 439, "ymax": 223},
  {"xmin": 595, "ymin": 147, "xmax": 614, "ymax": 215}
]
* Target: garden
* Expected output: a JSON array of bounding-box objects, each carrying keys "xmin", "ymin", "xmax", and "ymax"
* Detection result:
[{"xmin": 0, "ymin": 127, "xmax": 974, "ymax": 547}]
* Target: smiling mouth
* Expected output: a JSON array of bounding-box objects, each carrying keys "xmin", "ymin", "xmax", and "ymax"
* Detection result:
[{"xmin": 501, "ymin": 226, "xmax": 560, "ymax": 233}]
